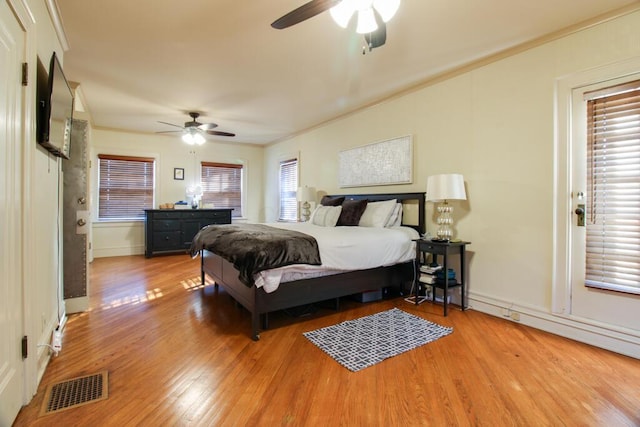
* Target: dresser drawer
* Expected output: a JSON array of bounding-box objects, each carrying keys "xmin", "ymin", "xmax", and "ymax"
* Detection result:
[
  {"xmin": 153, "ymin": 231, "xmax": 182, "ymax": 250},
  {"xmin": 204, "ymin": 211, "xmax": 232, "ymax": 224},
  {"xmin": 152, "ymin": 211, "xmax": 184, "ymax": 219},
  {"xmin": 153, "ymin": 219, "xmax": 180, "ymax": 231}
]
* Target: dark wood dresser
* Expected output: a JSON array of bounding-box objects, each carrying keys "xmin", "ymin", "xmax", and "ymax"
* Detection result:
[{"xmin": 144, "ymin": 209, "xmax": 232, "ymax": 257}]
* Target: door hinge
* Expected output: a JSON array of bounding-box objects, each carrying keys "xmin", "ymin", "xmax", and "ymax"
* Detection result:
[
  {"xmin": 21, "ymin": 62, "xmax": 28, "ymax": 86},
  {"xmin": 22, "ymin": 336, "xmax": 28, "ymax": 359}
]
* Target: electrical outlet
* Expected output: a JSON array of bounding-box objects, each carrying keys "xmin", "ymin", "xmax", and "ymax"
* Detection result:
[
  {"xmin": 510, "ymin": 312, "xmax": 521, "ymax": 321},
  {"xmin": 51, "ymin": 330, "xmax": 62, "ymax": 353}
]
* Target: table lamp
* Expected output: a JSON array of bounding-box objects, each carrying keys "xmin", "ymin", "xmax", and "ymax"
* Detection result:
[
  {"xmin": 426, "ymin": 174, "xmax": 466, "ymax": 241},
  {"xmin": 186, "ymin": 185, "xmax": 203, "ymax": 209},
  {"xmin": 297, "ymin": 186, "xmax": 316, "ymax": 222}
]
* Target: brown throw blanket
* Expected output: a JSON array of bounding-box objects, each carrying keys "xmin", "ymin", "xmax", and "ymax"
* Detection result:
[{"xmin": 190, "ymin": 224, "xmax": 322, "ymax": 287}]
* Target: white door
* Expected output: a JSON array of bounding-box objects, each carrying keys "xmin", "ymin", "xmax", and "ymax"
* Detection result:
[
  {"xmin": 569, "ymin": 74, "xmax": 640, "ymax": 330},
  {"xmin": 0, "ymin": 1, "xmax": 25, "ymax": 424}
]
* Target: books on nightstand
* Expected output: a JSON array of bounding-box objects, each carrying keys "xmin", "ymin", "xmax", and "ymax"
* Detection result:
[
  {"xmin": 420, "ymin": 264, "xmax": 442, "ymax": 274},
  {"xmin": 419, "ymin": 264, "xmax": 440, "ymax": 285},
  {"xmin": 419, "ymin": 273, "xmax": 436, "ymax": 284},
  {"xmin": 419, "ymin": 266, "xmax": 457, "ymax": 286}
]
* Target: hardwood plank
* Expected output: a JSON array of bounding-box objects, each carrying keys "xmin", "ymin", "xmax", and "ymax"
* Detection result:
[{"xmin": 13, "ymin": 255, "xmax": 640, "ymax": 426}]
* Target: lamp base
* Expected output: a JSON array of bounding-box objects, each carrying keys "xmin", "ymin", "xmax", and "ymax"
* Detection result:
[
  {"xmin": 436, "ymin": 201, "xmax": 453, "ymax": 241},
  {"xmin": 301, "ymin": 201, "xmax": 311, "ymax": 222}
]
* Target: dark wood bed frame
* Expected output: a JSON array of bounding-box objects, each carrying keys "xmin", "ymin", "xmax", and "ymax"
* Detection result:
[{"xmin": 199, "ymin": 192, "xmax": 426, "ymax": 340}]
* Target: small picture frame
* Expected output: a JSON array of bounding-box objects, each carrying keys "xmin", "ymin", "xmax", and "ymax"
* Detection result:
[{"xmin": 174, "ymin": 168, "xmax": 184, "ymax": 180}]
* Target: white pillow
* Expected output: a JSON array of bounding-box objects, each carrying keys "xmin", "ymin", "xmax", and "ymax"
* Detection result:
[
  {"xmin": 310, "ymin": 205, "xmax": 342, "ymax": 227},
  {"xmin": 385, "ymin": 203, "xmax": 403, "ymax": 227},
  {"xmin": 358, "ymin": 199, "xmax": 397, "ymax": 227}
]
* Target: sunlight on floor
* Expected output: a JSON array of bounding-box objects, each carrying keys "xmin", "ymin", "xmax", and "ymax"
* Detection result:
[
  {"xmin": 182, "ymin": 276, "xmax": 216, "ymax": 291},
  {"xmin": 69, "ymin": 276, "xmax": 216, "ymax": 316},
  {"xmin": 98, "ymin": 288, "xmax": 165, "ymax": 310},
  {"xmin": 182, "ymin": 277, "xmax": 204, "ymax": 291}
]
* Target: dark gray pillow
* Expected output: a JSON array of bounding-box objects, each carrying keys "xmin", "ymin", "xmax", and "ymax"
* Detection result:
[
  {"xmin": 321, "ymin": 196, "xmax": 345, "ymax": 206},
  {"xmin": 337, "ymin": 199, "xmax": 368, "ymax": 226}
]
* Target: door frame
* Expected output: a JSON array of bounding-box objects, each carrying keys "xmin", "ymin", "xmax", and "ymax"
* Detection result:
[
  {"xmin": 10, "ymin": 0, "xmax": 38, "ymax": 404},
  {"xmin": 553, "ymin": 57, "xmax": 640, "ymax": 318}
]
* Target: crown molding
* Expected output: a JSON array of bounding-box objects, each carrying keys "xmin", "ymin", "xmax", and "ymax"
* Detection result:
[{"xmin": 46, "ymin": 0, "xmax": 69, "ymax": 51}]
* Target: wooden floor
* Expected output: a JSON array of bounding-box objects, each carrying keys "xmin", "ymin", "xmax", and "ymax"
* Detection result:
[{"xmin": 13, "ymin": 255, "xmax": 640, "ymax": 426}]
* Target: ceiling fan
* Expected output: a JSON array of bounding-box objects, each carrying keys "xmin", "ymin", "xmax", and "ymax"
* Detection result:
[
  {"xmin": 271, "ymin": 0, "xmax": 400, "ymax": 52},
  {"xmin": 157, "ymin": 112, "xmax": 235, "ymax": 145}
]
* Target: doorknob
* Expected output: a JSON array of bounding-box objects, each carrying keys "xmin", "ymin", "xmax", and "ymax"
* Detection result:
[{"xmin": 575, "ymin": 204, "xmax": 585, "ymax": 227}]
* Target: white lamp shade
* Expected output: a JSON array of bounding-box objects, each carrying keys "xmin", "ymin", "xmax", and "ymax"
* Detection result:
[
  {"xmin": 426, "ymin": 174, "xmax": 467, "ymax": 202},
  {"xmin": 186, "ymin": 185, "xmax": 203, "ymax": 197},
  {"xmin": 297, "ymin": 186, "xmax": 316, "ymax": 202}
]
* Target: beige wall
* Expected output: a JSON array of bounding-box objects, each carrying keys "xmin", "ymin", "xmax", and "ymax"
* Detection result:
[
  {"xmin": 90, "ymin": 129, "xmax": 264, "ymax": 257},
  {"xmin": 264, "ymin": 10, "xmax": 640, "ymax": 356}
]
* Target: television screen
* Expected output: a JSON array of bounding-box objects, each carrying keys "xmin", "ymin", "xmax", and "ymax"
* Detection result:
[{"xmin": 37, "ymin": 52, "xmax": 74, "ymax": 159}]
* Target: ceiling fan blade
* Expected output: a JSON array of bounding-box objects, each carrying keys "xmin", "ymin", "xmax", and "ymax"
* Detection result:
[
  {"xmin": 206, "ymin": 130, "xmax": 235, "ymax": 137},
  {"xmin": 155, "ymin": 130, "xmax": 181, "ymax": 134},
  {"xmin": 157, "ymin": 121, "xmax": 185, "ymax": 129},
  {"xmin": 198, "ymin": 123, "xmax": 218, "ymax": 131},
  {"xmin": 271, "ymin": 0, "xmax": 341, "ymax": 29}
]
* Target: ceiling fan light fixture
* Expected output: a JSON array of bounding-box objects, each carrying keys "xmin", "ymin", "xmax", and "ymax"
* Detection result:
[
  {"xmin": 373, "ymin": 0, "xmax": 400, "ymax": 22},
  {"xmin": 193, "ymin": 132, "xmax": 206, "ymax": 145},
  {"xmin": 182, "ymin": 129, "xmax": 206, "ymax": 145},
  {"xmin": 331, "ymin": 0, "xmax": 398, "ymax": 32},
  {"xmin": 356, "ymin": 7, "xmax": 378, "ymax": 34},
  {"xmin": 329, "ymin": 0, "xmax": 357, "ymax": 28}
]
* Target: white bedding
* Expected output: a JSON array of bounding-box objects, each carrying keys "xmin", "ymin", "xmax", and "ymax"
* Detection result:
[{"xmin": 253, "ymin": 223, "xmax": 419, "ymax": 293}]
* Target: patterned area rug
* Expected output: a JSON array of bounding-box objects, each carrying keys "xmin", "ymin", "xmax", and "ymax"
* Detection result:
[{"xmin": 304, "ymin": 308, "xmax": 453, "ymax": 372}]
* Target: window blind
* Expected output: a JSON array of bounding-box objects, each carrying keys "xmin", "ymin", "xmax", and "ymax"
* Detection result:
[
  {"xmin": 585, "ymin": 81, "xmax": 640, "ymax": 294},
  {"xmin": 201, "ymin": 162, "xmax": 243, "ymax": 217},
  {"xmin": 98, "ymin": 154, "xmax": 155, "ymax": 220},
  {"xmin": 279, "ymin": 158, "xmax": 298, "ymax": 222}
]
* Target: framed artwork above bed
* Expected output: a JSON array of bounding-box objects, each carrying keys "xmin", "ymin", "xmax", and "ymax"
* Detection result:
[{"xmin": 338, "ymin": 135, "xmax": 412, "ymax": 187}]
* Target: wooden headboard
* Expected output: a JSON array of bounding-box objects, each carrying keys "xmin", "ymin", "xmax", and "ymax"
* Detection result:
[{"xmin": 326, "ymin": 192, "xmax": 426, "ymax": 235}]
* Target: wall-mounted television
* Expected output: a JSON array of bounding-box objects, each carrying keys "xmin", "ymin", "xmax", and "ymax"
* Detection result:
[{"xmin": 36, "ymin": 52, "xmax": 74, "ymax": 159}]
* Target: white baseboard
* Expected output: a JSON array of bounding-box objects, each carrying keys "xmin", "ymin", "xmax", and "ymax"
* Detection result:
[
  {"xmin": 469, "ymin": 292, "xmax": 640, "ymax": 359},
  {"xmin": 93, "ymin": 245, "xmax": 144, "ymax": 258},
  {"xmin": 36, "ymin": 312, "xmax": 67, "ymax": 386}
]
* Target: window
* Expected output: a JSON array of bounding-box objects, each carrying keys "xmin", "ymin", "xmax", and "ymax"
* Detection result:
[
  {"xmin": 279, "ymin": 158, "xmax": 298, "ymax": 221},
  {"xmin": 201, "ymin": 162, "xmax": 243, "ymax": 217},
  {"xmin": 98, "ymin": 154, "xmax": 155, "ymax": 220},
  {"xmin": 584, "ymin": 80, "xmax": 640, "ymax": 294}
]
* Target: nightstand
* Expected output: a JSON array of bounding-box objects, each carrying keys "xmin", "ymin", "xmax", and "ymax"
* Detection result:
[{"xmin": 413, "ymin": 239, "xmax": 470, "ymax": 316}]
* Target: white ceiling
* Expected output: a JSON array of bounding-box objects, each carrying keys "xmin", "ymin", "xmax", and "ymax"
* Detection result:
[{"xmin": 55, "ymin": 0, "xmax": 639, "ymax": 145}]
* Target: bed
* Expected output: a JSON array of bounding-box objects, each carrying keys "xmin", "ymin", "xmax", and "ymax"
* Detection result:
[{"xmin": 191, "ymin": 192, "xmax": 425, "ymax": 340}]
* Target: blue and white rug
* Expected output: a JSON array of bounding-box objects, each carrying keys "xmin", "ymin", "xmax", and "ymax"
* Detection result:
[{"xmin": 303, "ymin": 308, "xmax": 453, "ymax": 372}]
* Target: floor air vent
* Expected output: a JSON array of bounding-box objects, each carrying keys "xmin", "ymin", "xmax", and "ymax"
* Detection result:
[{"xmin": 40, "ymin": 371, "xmax": 109, "ymax": 416}]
